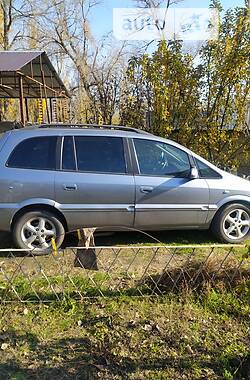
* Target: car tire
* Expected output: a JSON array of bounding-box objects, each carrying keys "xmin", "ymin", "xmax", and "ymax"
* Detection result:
[
  {"xmin": 12, "ymin": 210, "xmax": 65, "ymax": 254},
  {"xmin": 211, "ymin": 203, "xmax": 250, "ymax": 244}
]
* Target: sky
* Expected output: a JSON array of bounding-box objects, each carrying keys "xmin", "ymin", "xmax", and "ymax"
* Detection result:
[{"xmin": 90, "ymin": 0, "xmax": 246, "ymax": 39}]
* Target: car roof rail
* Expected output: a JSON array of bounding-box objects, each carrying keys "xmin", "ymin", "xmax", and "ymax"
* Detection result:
[
  {"xmin": 38, "ymin": 123, "xmax": 150, "ymax": 135},
  {"xmin": 0, "ymin": 121, "xmax": 24, "ymax": 132}
]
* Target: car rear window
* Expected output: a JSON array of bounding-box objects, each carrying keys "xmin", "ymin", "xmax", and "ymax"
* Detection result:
[
  {"xmin": 74, "ymin": 136, "xmax": 126, "ymax": 174},
  {"xmin": 7, "ymin": 136, "xmax": 57, "ymax": 170}
]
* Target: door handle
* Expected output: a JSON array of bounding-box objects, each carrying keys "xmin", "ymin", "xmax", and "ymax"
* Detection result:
[
  {"xmin": 140, "ymin": 186, "xmax": 154, "ymax": 194},
  {"xmin": 63, "ymin": 184, "xmax": 77, "ymax": 191}
]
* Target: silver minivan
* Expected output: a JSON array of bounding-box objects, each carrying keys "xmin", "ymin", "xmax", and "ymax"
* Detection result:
[{"xmin": 0, "ymin": 124, "xmax": 249, "ymax": 252}]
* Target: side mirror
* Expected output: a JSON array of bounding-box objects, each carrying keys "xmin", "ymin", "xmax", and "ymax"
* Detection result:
[{"xmin": 189, "ymin": 167, "xmax": 199, "ymax": 180}]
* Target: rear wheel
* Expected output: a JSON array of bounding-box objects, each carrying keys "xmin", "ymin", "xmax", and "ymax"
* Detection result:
[
  {"xmin": 12, "ymin": 211, "xmax": 65, "ymax": 254},
  {"xmin": 211, "ymin": 203, "xmax": 250, "ymax": 244}
]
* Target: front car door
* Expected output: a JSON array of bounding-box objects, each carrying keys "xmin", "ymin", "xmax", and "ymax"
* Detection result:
[
  {"xmin": 55, "ymin": 134, "xmax": 135, "ymax": 230},
  {"xmin": 131, "ymin": 138, "xmax": 210, "ymax": 230}
]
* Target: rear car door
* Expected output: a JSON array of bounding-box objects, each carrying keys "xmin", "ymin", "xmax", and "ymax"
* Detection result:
[
  {"xmin": 4, "ymin": 136, "xmax": 57, "ymax": 205},
  {"xmin": 0, "ymin": 136, "xmax": 56, "ymax": 231},
  {"xmin": 55, "ymin": 134, "xmax": 135, "ymax": 229},
  {"xmin": 131, "ymin": 138, "xmax": 210, "ymax": 229}
]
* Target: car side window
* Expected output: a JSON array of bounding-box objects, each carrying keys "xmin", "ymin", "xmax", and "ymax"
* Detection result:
[
  {"xmin": 74, "ymin": 136, "xmax": 127, "ymax": 174},
  {"xmin": 134, "ymin": 138, "xmax": 191, "ymax": 177},
  {"xmin": 195, "ymin": 158, "xmax": 221, "ymax": 179},
  {"xmin": 7, "ymin": 136, "xmax": 57, "ymax": 170},
  {"xmin": 62, "ymin": 136, "xmax": 76, "ymax": 171}
]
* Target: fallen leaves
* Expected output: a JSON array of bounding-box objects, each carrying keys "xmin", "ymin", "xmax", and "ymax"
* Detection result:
[{"xmin": 1, "ymin": 343, "xmax": 9, "ymax": 350}]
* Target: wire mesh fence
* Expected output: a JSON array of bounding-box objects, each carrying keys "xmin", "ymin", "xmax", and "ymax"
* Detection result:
[{"xmin": 0, "ymin": 242, "xmax": 249, "ymax": 303}]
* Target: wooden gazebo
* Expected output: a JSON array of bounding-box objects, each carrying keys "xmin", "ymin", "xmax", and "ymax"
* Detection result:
[{"xmin": 0, "ymin": 51, "xmax": 70, "ymax": 126}]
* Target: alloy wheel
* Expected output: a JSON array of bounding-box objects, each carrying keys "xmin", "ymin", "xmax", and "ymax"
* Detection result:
[
  {"xmin": 20, "ymin": 217, "xmax": 56, "ymax": 250},
  {"xmin": 223, "ymin": 208, "xmax": 250, "ymax": 241}
]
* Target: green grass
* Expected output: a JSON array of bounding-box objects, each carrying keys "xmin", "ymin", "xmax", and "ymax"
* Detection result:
[
  {"xmin": 0, "ymin": 274, "xmax": 131, "ymax": 301},
  {"xmin": 2, "ymin": 229, "xmax": 249, "ymax": 249},
  {"xmin": 0, "ymin": 288, "xmax": 249, "ymax": 380},
  {"xmin": 1, "ymin": 247, "xmax": 249, "ymax": 302},
  {"xmin": 0, "ymin": 240, "xmax": 249, "ymax": 305},
  {"xmin": 0, "ymin": 231, "xmax": 249, "ymax": 379},
  {"xmin": 94, "ymin": 230, "xmax": 250, "ymax": 247},
  {"xmin": 94, "ymin": 230, "xmax": 219, "ymax": 246}
]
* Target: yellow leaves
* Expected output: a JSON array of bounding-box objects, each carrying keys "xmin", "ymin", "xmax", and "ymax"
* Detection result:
[
  {"xmin": 0, "ymin": 8, "xmax": 4, "ymax": 46},
  {"xmin": 224, "ymin": 37, "xmax": 233, "ymax": 55},
  {"xmin": 121, "ymin": 8, "xmax": 249, "ymax": 169}
]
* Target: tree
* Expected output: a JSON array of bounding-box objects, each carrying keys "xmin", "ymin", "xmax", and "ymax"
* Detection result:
[
  {"xmin": 134, "ymin": 0, "xmax": 182, "ymax": 8},
  {"xmin": 121, "ymin": 2, "xmax": 250, "ymax": 169},
  {"xmin": 0, "ymin": 0, "xmax": 12, "ymax": 50},
  {"xmin": 196, "ymin": 3, "xmax": 250, "ymax": 167},
  {"xmin": 71, "ymin": 38, "xmax": 127, "ymax": 124},
  {"xmin": 120, "ymin": 40, "xmax": 202, "ymax": 145},
  {"xmin": 0, "ymin": 0, "xmax": 35, "ymax": 121},
  {"xmin": 0, "ymin": 0, "xmax": 33, "ymax": 50},
  {"xmin": 26, "ymin": 0, "xmax": 127, "ymax": 124}
]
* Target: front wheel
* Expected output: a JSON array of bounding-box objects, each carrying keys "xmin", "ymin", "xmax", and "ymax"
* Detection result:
[
  {"xmin": 211, "ymin": 203, "xmax": 250, "ymax": 244},
  {"xmin": 12, "ymin": 211, "xmax": 65, "ymax": 254}
]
